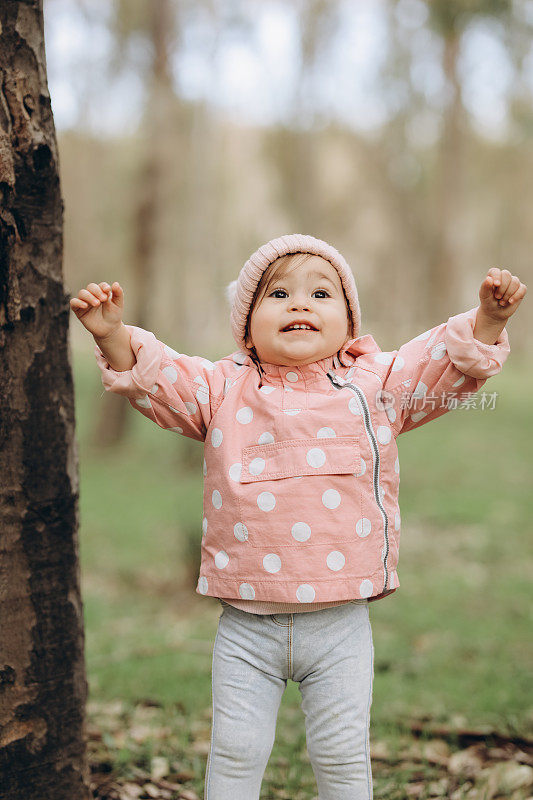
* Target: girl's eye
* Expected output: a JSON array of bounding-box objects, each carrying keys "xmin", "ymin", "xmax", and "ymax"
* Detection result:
[
  {"xmin": 313, "ymin": 290, "xmax": 329, "ymax": 298},
  {"xmin": 270, "ymin": 289, "xmax": 288, "ymax": 298}
]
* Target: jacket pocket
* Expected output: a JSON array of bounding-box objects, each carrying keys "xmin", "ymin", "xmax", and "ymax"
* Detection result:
[{"xmin": 240, "ymin": 436, "xmax": 360, "ymax": 482}]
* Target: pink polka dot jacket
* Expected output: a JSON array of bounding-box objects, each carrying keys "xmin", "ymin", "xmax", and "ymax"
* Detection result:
[{"xmin": 94, "ymin": 306, "xmax": 510, "ymax": 606}]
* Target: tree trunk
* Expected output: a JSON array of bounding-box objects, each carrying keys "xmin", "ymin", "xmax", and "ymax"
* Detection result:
[{"xmin": 0, "ymin": 2, "xmax": 90, "ymax": 798}]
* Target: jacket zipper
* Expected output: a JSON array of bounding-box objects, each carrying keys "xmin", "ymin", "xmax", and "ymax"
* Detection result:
[{"xmin": 327, "ymin": 369, "xmax": 390, "ymax": 592}]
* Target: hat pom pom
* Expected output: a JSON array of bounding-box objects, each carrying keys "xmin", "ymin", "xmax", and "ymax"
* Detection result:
[{"xmin": 225, "ymin": 279, "xmax": 238, "ymax": 306}]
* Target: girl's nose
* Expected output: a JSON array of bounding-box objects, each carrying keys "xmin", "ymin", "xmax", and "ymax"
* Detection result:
[{"xmin": 289, "ymin": 295, "xmax": 311, "ymax": 312}]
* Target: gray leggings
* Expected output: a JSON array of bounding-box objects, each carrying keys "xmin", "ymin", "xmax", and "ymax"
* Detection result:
[{"xmin": 205, "ymin": 600, "xmax": 374, "ymax": 799}]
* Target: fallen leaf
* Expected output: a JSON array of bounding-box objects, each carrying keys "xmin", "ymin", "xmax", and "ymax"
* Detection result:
[
  {"xmin": 151, "ymin": 756, "xmax": 170, "ymax": 780},
  {"xmin": 427, "ymin": 777, "xmax": 450, "ymax": 796},
  {"xmin": 142, "ymin": 783, "xmax": 162, "ymax": 798},
  {"xmin": 477, "ymin": 762, "xmax": 533, "ymax": 795},
  {"xmin": 448, "ymin": 745, "xmax": 485, "ymax": 777},
  {"xmin": 422, "ymin": 739, "xmax": 450, "ymax": 765},
  {"xmin": 178, "ymin": 790, "xmax": 200, "ymax": 800}
]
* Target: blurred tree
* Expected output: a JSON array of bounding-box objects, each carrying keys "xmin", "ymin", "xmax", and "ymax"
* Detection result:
[
  {"xmin": 425, "ymin": 0, "xmax": 513, "ymax": 319},
  {"xmin": 93, "ymin": 0, "xmax": 179, "ymax": 446},
  {"xmin": 264, "ymin": 0, "xmax": 342, "ymax": 234},
  {"xmin": 0, "ymin": 1, "xmax": 90, "ymax": 798}
]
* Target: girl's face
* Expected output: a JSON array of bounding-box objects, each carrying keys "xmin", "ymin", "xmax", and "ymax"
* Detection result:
[{"xmin": 245, "ymin": 255, "xmax": 351, "ymax": 367}]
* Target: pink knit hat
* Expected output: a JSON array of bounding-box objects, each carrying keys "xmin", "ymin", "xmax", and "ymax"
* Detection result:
[{"xmin": 227, "ymin": 234, "xmax": 361, "ymax": 352}]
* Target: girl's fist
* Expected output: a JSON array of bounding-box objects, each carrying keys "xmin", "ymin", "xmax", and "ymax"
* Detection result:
[
  {"xmin": 69, "ymin": 281, "xmax": 124, "ymax": 339},
  {"xmin": 479, "ymin": 268, "xmax": 527, "ymax": 321}
]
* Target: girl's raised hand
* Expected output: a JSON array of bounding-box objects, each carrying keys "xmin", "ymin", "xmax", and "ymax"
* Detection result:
[
  {"xmin": 479, "ymin": 268, "xmax": 527, "ymax": 321},
  {"xmin": 69, "ymin": 281, "xmax": 124, "ymax": 339}
]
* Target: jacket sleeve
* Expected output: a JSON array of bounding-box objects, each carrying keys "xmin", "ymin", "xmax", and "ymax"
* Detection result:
[
  {"xmin": 94, "ymin": 324, "xmax": 227, "ymax": 442},
  {"xmin": 381, "ymin": 306, "xmax": 510, "ymax": 437}
]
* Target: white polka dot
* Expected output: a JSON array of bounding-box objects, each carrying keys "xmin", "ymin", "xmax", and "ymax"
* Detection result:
[
  {"xmin": 215, "ymin": 550, "xmax": 229, "ymax": 569},
  {"xmin": 135, "ymin": 395, "xmax": 152, "ymax": 409},
  {"xmin": 453, "ymin": 374, "xmax": 465, "ymax": 387},
  {"xmin": 284, "ymin": 408, "xmax": 301, "ymax": 415},
  {"xmin": 239, "ymin": 582, "xmax": 255, "ymax": 599},
  {"xmin": 234, "ymin": 522, "xmax": 248, "ymax": 541},
  {"xmin": 229, "ymin": 462, "xmax": 242, "ymax": 482},
  {"xmin": 286, "ymin": 371, "xmax": 298, "ymax": 382},
  {"xmin": 263, "ymin": 553, "xmax": 282, "ymax": 573},
  {"xmin": 259, "ymin": 385, "xmax": 276, "ymax": 394},
  {"xmin": 211, "ymin": 428, "xmax": 223, "ymax": 447},
  {"xmin": 380, "ymin": 486, "xmax": 386, "ymax": 501},
  {"xmin": 373, "ymin": 352, "xmax": 394, "ymax": 365},
  {"xmin": 150, "ymin": 384, "xmax": 158, "ymax": 394},
  {"xmin": 377, "ymin": 426, "xmax": 391, "ymax": 444},
  {"xmin": 410, "ymin": 411, "xmax": 428, "ymax": 423},
  {"xmin": 169, "ymin": 426, "xmax": 183, "ymax": 434},
  {"xmin": 236, "ymin": 406, "xmax": 253, "ymax": 424},
  {"xmin": 291, "ymin": 522, "xmax": 311, "ymax": 542},
  {"xmin": 202, "ymin": 517, "xmax": 207, "ymax": 536},
  {"xmin": 164, "ymin": 345, "xmax": 181, "ymax": 359},
  {"xmin": 431, "ymin": 341, "xmax": 447, "ymax": 360},
  {"xmin": 249, "ymin": 457, "xmax": 266, "ymax": 476},
  {"xmin": 296, "ymin": 584, "xmax": 316, "ymax": 603},
  {"xmin": 197, "ymin": 576, "xmax": 208, "ymax": 594},
  {"xmin": 413, "ymin": 381, "xmax": 428, "ymax": 399},
  {"xmin": 386, "ymin": 406, "xmax": 396, "ymax": 423},
  {"xmin": 356, "ymin": 517, "xmax": 372, "ymax": 538},
  {"xmin": 355, "ymin": 458, "xmax": 366, "ymax": 477},
  {"xmin": 257, "ymin": 492, "xmax": 276, "ymax": 512},
  {"xmin": 212, "ymin": 490, "xmax": 222, "ymax": 509},
  {"xmin": 322, "ymin": 489, "xmax": 341, "ymax": 509},
  {"xmin": 203, "ymin": 458, "xmax": 207, "ymax": 476},
  {"xmin": 232, "ymin": 352, "xmax": 247, "ymax": 365},
  {"xmin": 348, "ymin": 397, "xmax": 361, "ymax": 415},
  {"xmin": 391, "ymin": 355, "xmax": 405, "ymax": 372},
  {"xmin": 162, "ymin": 365, "xmax": 178, "ymax": 383},
  {"xmin": 317, "ymin": 427, "xmax": 336, "ymax": 438},
  {"xmin": 415, "ymin": 329, "xmax": 432, "ymax": 341},
  {"xmin": 326, "ymin": 551, "xmax": 345, "ymax": 571},
  {"xmin": 346, "ymin": 366, "xmax": 356, "ymax": 380},
  {"xmin": 201, "ymin": 359, "xmax": 215, "ymax": 371},
  {"xmin": 185, "ymin": 401, "xmax": 197, "ymax": 415},
  {"xmin": 394, "ymin": 456, "xmax": 400, "ymax": 473},
  {"xmin": 306, "ymin": 447, "xmax": 326, "ymax": 468},
  {"xmin": 284, "ymin": 386, "xmax": 294, "ymax": 392},
  {"xmin": 196, "ymin": 385, "xmax": 209, "ymax": 405},
  {"xmin": 258, "ymin": 431, "xmax": 275, "ymax": 444},
  {"xmin": 359, "ymin": 579, "xmax": 373, "ymax": 598},
  {"xmin": 395, "ymin": 512, "xmax": 401, "ymax": 530}
]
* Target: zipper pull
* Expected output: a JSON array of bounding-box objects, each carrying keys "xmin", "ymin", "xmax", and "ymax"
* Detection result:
[{"xmin": 327, "ymin": 369, "xmax": 345, "ymax": 387}]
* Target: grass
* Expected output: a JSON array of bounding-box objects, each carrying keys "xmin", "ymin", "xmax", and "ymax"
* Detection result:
[{"xmin": 74, "ymin": 350, "xmax": 533, "ymax": 799}]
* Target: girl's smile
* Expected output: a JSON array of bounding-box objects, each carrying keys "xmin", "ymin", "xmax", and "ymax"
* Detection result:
[{"xmin": 245, "ymin": 255, "xmax": 351, "ymax": 367}]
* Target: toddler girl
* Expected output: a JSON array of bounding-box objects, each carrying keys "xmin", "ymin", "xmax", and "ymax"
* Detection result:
[{"xmin": 70, "ymin": 234, "xmax": 525, "ymax": 800}]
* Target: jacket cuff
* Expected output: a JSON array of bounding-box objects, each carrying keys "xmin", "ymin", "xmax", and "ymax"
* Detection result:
[
  {"xmin": 445, "ymin": 306, "xmax": 510, "ymax": 378},
  {"xmin": 94, "ymin": 324, "xmax": 163, "ymax": 396}
]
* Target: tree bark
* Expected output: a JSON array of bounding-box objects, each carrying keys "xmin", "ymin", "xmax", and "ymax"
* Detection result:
[{"xmin": 0, "ymin": 2, "xmax": 90, "ymax": 798}]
